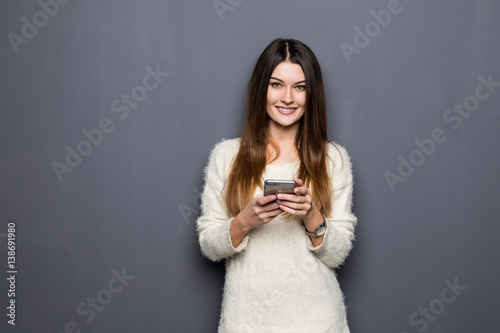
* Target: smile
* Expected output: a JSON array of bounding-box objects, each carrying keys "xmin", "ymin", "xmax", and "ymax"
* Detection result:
[{"xmin": 276, "ymin": 106, "xmax": 298, "ymax": 115}]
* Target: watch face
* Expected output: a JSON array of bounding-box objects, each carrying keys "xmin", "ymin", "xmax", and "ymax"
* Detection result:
[{"xmin": 316, "ymin": 225, "xmax": 326, "ymax": 236}]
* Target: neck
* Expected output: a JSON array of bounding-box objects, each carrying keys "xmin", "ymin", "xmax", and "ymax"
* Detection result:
[
  {"xmin": 268, "ymin": 121, "xmax": 298, "ymax": 146},
  {"xmin": 267, "ymin": 121, "xmax": 300, "ymax": 163}
]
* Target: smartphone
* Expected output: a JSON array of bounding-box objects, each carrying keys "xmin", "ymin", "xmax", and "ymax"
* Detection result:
[{"xmin": 264, "ymin": 179, "xmax": 297, "ymax": 197}]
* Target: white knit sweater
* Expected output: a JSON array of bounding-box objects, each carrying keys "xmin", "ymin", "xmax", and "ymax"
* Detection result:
[{"xmin": 197, "ymin": 138, "xmax": 357, "ymax": 333}]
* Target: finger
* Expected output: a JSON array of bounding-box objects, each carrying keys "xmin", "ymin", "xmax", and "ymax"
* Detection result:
[
  {"xmin": 278, "ymin": 200, "xmax": 308, "ymax": 211},
  {"xmin": 276, "ymin": 200, "xmax": 304, "ymax": 210},
  {"xmin": 278, "ymin": 204, "xmax": 297, "ymax": 215},
  {"xmin": 294, "ymin": 186, "xmax": 309, "ymax": 196},
  {"xmin": 260, "ymin": 208, "xmax": 284, "ymax": 222},
  {"xmin": 294, "ymin": 178, "xmax": 303, "ymax": 187},
  {"xmin": 261, "ymin": 201, "xmax": 280, "ymax": 212},
  {"xmin": 257, "ymin": 194, "xmax": 277, "ymax": 206},
  {"xmin": 279, "ymin": 204, "xmax": 310, "ymax": 217},
  {"xmin": 277, "ymin": 193, "xmax": 307, "ymax": 203}
]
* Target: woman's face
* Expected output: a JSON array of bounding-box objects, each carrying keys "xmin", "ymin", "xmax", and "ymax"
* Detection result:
[{"xmin": 266, "ymin": 61, "xmax": 306, "ymax": 131}]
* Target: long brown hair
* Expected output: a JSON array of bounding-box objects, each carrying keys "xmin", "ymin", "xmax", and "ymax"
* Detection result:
[{"xmin": 224, "ymin": 38, "xmax": 334, "ymax": 217}]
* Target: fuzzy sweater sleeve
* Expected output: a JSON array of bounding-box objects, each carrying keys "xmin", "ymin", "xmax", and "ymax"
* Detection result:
[
  {"xmin": 196, "ymin": 139, "xmax": 249, "ymax": 262},
  {"xmin": 306, "ymin": 143, "xmax": 357, "ymax": 269}
]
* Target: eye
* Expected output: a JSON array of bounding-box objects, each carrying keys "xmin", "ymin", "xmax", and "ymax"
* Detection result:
[
  {"xmin": 296, "ymin": 85, "xmax": 306, "ymax": 91},
  {"xmin": 270, "ymin": 82, "xmax": 281, "ymax": 88}
]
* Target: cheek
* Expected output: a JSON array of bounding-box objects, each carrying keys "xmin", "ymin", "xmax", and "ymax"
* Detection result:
[
  {"xmin": 267, "ymin": 90, "xmax": 279, "ymax": 105},
  {"xmin": 297, "ymin": 93, "xmax": 306, "ymax": 107}
]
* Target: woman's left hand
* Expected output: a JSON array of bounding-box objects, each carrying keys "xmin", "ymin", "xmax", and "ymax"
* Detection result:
[{"xmin": 276, "ymin": 178, "xmax": 316, "ymax": 222}]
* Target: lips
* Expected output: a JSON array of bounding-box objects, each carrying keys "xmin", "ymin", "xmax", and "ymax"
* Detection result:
[{"xmin": 276, "ymin": 106, "xmax": 297, "ymax": 115}]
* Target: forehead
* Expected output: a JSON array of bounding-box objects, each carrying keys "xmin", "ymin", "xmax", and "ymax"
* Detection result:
[{"xmin": 271, "ymin": 62, "xmax": 305, "ymax": 81}]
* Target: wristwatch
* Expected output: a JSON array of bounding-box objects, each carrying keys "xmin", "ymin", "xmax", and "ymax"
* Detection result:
[{"xmin": 305, "ymin": 216, "xmax": 327, "ymax": 238}]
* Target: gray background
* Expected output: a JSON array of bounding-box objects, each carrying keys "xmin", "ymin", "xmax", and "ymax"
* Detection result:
[{"xmin": 1, "ymin": 0, "xmax": 499, "ymax": 332}]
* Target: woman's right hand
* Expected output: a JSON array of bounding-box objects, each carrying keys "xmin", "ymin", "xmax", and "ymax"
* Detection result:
[
  {"xmin": 230, "ymin": 194, "xmax": 282, "ymax": 247},
  {"xmin": 238, "ymin": 194, "xmax": 283, "ymax": 230}
]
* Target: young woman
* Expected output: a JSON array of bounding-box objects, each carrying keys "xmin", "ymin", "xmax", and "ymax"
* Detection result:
[{"xmin": 197, "ymin": 38, "xmax": 357, "ymax": 332}]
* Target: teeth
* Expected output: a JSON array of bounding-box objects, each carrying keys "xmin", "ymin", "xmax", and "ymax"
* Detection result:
[{"xmin": 277, "ymin": 107, "xmax": 296, "ymax": 111}]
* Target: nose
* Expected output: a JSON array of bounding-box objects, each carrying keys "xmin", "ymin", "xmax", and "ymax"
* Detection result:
[{"xmin": 281, "ymin": 87, "xmax": 293, "ymax": 105}]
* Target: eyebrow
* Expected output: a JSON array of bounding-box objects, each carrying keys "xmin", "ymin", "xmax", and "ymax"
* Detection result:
[{"xmin": 270, "ymin": 77, "xmax": 306, "ymax": 85}]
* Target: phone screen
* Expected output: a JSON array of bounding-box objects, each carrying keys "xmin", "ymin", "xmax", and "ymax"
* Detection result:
[{"xmin": 264, "ymin": 179, "xmax": 297, "ymax": 196}]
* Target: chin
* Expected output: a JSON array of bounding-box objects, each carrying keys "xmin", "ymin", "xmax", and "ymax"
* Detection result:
[{"xmin": 273, "ymin": 119, "xmax": 300, "ymax": 128}]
